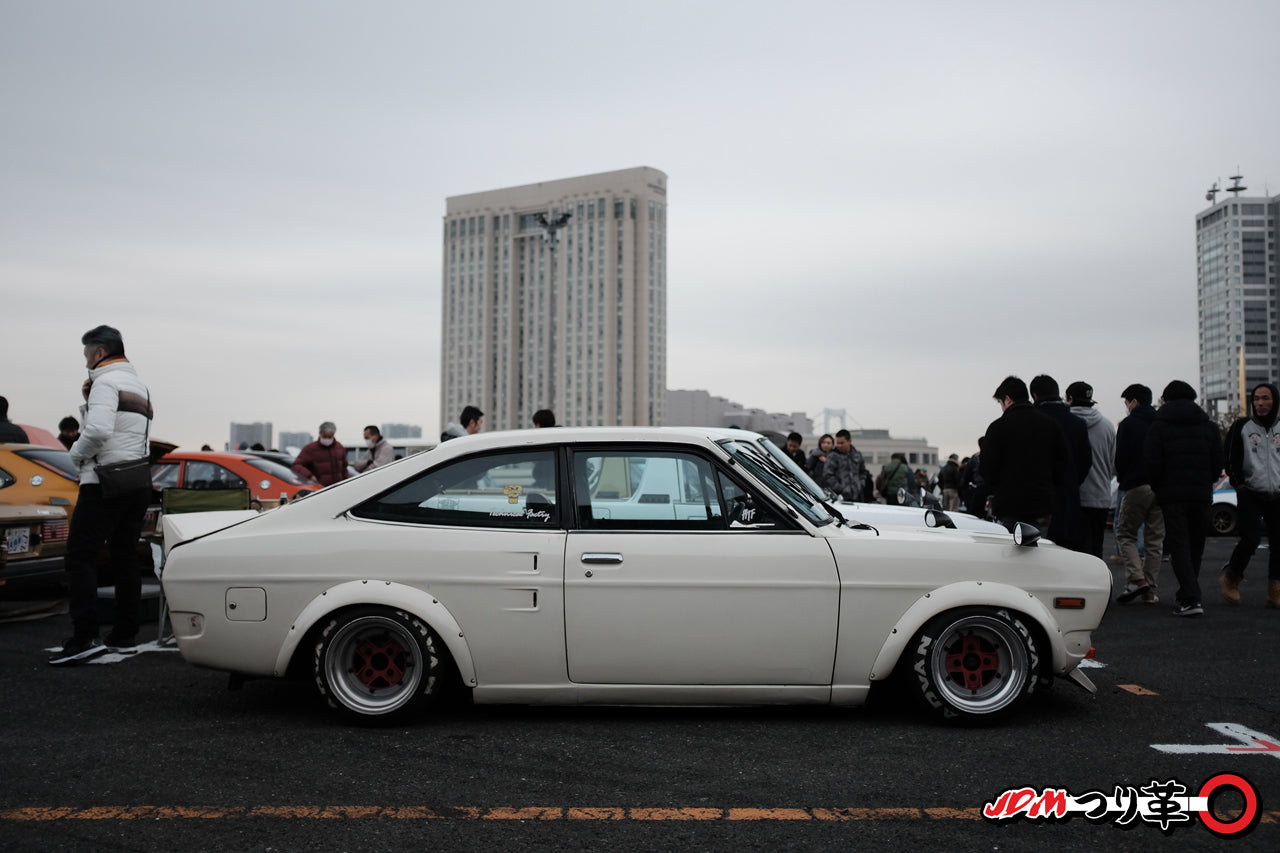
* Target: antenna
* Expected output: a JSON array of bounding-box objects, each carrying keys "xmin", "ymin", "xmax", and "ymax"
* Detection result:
[
  {"xmin": 1226, "ymin": 170, "xmax": 1247, "ymax": 197},
  {"xmin": 1205, "ymin": 181, "xmax": 1219, "ymax": 204}
]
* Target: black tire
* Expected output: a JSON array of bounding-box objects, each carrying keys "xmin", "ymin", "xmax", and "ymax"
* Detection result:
[
  {"xmin": 312, "ymin": 607, "xmax": 441, "ymax": 723},
  {"xmin": 1211, "ymin": 503, "xmax": 1237, "ymax": 536},
  {"xmin": 909, "ymin": 607, "xmax": 1039, "ymax": 723}
]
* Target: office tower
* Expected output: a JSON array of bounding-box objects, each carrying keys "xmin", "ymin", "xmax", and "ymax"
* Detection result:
[
  {"xmin": 442, "ymin": 167, "xmax": 667, "ymax": 431},
  {"xmin": 1197, "ymin": 175, "xmax": 1279, "ymax": 415},
  {"xmin": 229, "ymin": 422, "xmax": 272, "ymax": 451}
]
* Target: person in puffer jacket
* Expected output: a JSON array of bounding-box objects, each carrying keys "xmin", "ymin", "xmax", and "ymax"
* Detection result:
[
  {"xmin": 1145, "ymin": 380, "xmax": 1223, "ymax": 617},
  {"xmin": 51, "ymin": 325, "xmax": 154, "ymax": 666},
  {"xmin": 1220, "ymin": 382, "xmax": 1280, "ymax": 609}
]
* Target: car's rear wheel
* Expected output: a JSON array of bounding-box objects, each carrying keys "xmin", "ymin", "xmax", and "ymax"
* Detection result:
[
  {"xmin": 313, "ymin": 607, "xmax": 440, "ymax": 723},
  {"xmin": 1211, "ymin": 503, "xmax": 1237, "ymax": 536},
  {"xmin": 909, "ymin": 607, "xmax": 1038, "ymax": 723}
]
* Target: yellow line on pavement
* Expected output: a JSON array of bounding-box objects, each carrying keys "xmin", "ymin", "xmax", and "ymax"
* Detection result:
[{"xmin": 3, "ymin": 806, "xmax": 1277, "ymax": 823}]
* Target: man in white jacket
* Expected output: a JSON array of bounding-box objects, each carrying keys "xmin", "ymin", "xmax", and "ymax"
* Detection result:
[{"xmin": 50, "ymin": 326, "xmax": 154, "ymax": 666}]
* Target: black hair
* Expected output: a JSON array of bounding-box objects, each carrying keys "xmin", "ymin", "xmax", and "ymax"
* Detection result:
[
  {"xmin": 364, "ymin": 424, "xmax": 381, "ymax": 438},
  {"xmin": 81, "ymin": 325, "xmax": 125, "ymax": 358},
  {"xmin": 1121, "ymin": 384, "xmax": 1152, "ymax": 406},
  {"xmin": 993, "ymin": 376, "xmax": 1029, "ymax": 404},
  {"xmin": 459, "ymin": 405, "xmax": 483, "ymax": 428},
  {"xmin": 532, "ymin": 409, "xmax": 556, "ymax": 428},
  {"xmin": 1161, "ymin": 380, "xmax": 1197, "ymax": 402},
  {"xmin": 1028, "ymin": 375, "xmax": 1060, "ymax": 401}
]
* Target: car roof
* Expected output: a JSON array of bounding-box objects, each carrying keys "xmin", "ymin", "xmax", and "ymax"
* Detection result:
[{"xmin": 431, "ymin": 426, "xmax": 757, "ymax": 453}]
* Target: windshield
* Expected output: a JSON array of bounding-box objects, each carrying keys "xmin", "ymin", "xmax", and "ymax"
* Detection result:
[
  {"xmin": 244, "ymin": 456, "xmax": 312, "ymax": 485},
  {"xmin": 753, "ymin": 435, "xmax": 831, "ymax": 502},
  {"xmin": 718, "ymin": 439, "xmax": 833, "ymax": 526}
]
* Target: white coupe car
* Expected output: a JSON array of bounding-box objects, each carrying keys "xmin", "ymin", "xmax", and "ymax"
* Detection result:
[{"xmin": 161, "ymin": 427, "xmax": 1110, "ymax": 724}]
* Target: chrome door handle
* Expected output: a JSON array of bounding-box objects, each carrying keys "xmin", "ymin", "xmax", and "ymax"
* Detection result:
[{"xmin": 581, "ymin": 553, "xmax": 623, "ymax": 564}]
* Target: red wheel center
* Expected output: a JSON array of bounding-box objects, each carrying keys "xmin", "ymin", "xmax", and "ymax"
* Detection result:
[
  {"xmin": 351, "ymin": 635, "xmax": 406, "ymax": 690},
  {"xmin": 944, "ymin": 633, "xmax": 1000, "ymax": 691}
]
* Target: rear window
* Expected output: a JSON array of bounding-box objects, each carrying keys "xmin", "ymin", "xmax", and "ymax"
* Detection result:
[
  {"xmin": 16, "ymin": 448, "xmax": 79, "ymax": 481},
  {"xmin": 243, "ymin": 456, "xmax": 311, "ymax": 485}
]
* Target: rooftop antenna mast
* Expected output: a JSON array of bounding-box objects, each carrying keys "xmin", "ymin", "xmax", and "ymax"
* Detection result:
[
  {"xmin": 1226, "ymin": 171, "xmax": 1247, "ymax": 197},
  {"xmin": 1205, "ymin": 181, "xmax": 1219, "ymax": 204}
]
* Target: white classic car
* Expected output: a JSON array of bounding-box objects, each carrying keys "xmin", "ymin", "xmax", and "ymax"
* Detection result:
[{"xmin": 161, "ymin": 427, "xmax": 1111, "ymax": 724}]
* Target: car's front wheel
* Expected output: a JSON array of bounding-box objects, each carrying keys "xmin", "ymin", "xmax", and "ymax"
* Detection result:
[
  {"xmin": 909, "ymin": 607, "xmax": 1038, "ymax": 723},
  {"xmin": 313, "ymin": 607, "xmax": 440, "ymax": 723}
]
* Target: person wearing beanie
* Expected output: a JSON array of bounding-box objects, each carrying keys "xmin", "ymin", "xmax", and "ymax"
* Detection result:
[{"xmin": 1144, "ymin": 381, "xmax": 1223, "ymax": 617}]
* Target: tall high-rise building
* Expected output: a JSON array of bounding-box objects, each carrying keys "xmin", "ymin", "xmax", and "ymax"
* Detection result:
[
  {"xmin": 229, "ymin": 421, "xmax": 272, "ymax": 451},
  {"xmin": 1196, "ymin": 175, "xmax": 1279, "ymax": 416},
  {"xmin": 441, "ymin": 167, "xmax": 668, "ymax": 431}
]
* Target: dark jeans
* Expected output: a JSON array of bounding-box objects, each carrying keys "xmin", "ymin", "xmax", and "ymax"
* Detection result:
[
  {"xmin": 1160, "ymin": 501, "xmax": 1209, "ymax": 606},
  {"xmin": 1225, "ymin": 488, "xmax": 1280, "ymax": 582},
  {"xmin": 65, "ymin": 483, "xmax": 151, "ymax": 640},
  {"xmin": 1079, "ymin": 506, "xmax": 1109, "ymax": 559}
]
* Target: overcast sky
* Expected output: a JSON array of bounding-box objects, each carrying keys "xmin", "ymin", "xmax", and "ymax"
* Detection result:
[{"xmin": 3, "ymin": 1, "xmax": 1278, "ymax": 458}]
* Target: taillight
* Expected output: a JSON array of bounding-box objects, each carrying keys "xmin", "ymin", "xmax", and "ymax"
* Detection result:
[{"xmin": 41, "ymin": 519, "xmax": 70, "ymax": 544}]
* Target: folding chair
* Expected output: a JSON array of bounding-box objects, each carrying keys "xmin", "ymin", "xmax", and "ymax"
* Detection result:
[{"xmin": 153, "ymin": 487, "xmax": 254, "ymax": 642}]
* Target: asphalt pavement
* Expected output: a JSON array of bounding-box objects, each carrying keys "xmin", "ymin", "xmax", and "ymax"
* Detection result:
[{"xmin": 1, "ymin": 531, "xmax": 1278, "ymax": 852}]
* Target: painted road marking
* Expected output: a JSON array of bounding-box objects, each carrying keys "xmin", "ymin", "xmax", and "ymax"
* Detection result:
[
  {"xmin": 2, "ymin": 805, "xmax": 1276, "ymax": 823},
  {"xmin": 1118, "ymin": 684, "xmax": 1158, "ymax": 695},
  {"xmin": 1152, "ymin": 722, "xmax": 1280, "ymax": 759}
]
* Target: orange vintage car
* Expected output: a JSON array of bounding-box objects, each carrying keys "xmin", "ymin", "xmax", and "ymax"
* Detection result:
[
  {"xmin": 0, "ymin": 443, "xmax": 80, "ymax": 510},
  {"xmin": 151, "ymin": 450, "xmax": 320, "ymax": 505},
  {"xmin": 0, "ymin": 504, "xmax": 70, "ymax": 589}
]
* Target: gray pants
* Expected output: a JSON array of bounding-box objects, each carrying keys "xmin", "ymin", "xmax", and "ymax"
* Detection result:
[{"xmin": 1116, "ymin": 484, "xmax": 1165, "ymax": 590}]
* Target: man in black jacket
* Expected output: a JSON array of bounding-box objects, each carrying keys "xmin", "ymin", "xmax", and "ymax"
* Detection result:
[
  {"xmin": 1029, "ymin": 375, "xmax": 1091, "ymax": 551},
  {"xmin": 1145, "ymin": 381, "xmax": 1223, "ymax": 617},
  {"xmin": 1113, "ymin": 384, "xmax": 1165, "ymax": 604},
  {"xmin": 981, "ymin": 376, "xmax": 1070, "ymax": 535}
]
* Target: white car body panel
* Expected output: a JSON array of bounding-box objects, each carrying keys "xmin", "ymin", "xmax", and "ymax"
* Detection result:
[{"xmin": 162, "ymin": 426, "xmax": 1110, "ymax": 713}]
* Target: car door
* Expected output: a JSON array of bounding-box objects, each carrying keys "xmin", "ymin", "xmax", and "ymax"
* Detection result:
[{"xmin": 564, "ymin": 447, "xmax": 840, "ymax": 686}]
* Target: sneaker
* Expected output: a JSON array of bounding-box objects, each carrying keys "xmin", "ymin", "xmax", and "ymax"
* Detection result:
[
  {"xmin": 1143, "ymin": 589, "xmax": 1159, "ymax": 605},
  {"xmin": 104, "ymin": 633, "xmax": 138, "ymax": 654},
  {"xmin": 48, "ymin": 636, "xmax": 107, "ymax": 666},
  {"xmin": 1116, "ymin": 583, "xmax": 1149, "ymax": 604},
  {"xmin": 1172, "ymin": 602, "xmax": 1204, "ymax": 617}
]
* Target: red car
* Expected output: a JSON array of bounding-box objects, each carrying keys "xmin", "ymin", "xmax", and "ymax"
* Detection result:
[{"xmin": 152, "ymin": 451, "xmax": 319, "ymax": 505}]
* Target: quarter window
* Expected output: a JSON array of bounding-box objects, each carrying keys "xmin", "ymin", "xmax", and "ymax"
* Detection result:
[{"xmin": 352, "ymin": 450, "xmax": 558, "ymax": 529}]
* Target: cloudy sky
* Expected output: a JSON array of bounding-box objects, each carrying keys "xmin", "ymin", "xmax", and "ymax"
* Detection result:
[{"xmin": 3, "ymin": 1, "xmax": 1278, "ymax": 458}]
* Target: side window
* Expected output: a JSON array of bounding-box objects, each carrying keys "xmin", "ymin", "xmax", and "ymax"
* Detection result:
[
  {"xmin": 351, "ymin": 450, "xmax": 559, "ymax": 529},
  {"xmin": 151, "ymin": 462, "xmax": 180, "ymax": 490},
  {"xmin": 185, "ymin": 461, "xmax": 247, "ymax": 490},
  {"xmin": 574, "ymin": 451, "xmax": 724, "ymax": 530},
  {"xmin": 716, "ymin": 470, "xmax": 785, "ymax": 529}
]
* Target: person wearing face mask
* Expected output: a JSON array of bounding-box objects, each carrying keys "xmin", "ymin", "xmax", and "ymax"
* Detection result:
[
  {"xmin": 291, "ymin": 421, "xmax": 349, "ymax": 486},
  {"xmin": 353, "ymin": 424, "xmax": 394, "ymax": 472},
  {"xmin": 1221, "ymin": 382, "xmax": 1280, "ymax": 609},
  {"xmin": 49, "ymin": 325, "xmax": 153, "ymax": 665}
]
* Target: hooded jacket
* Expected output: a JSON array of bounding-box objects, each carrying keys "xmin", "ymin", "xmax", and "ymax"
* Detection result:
[
  {"xmin": 68, "ymin": 357, "xmax": 152, "ymax": 485},
  {"xmin": 1224, "ymin": 382, "xmax": 1280, "ymax": 495},
  {"xmin": 1114, "ymin": 403, "xmax": 1157, "ymax": 490},
  {"xmin": 1145, "ymin": 399, "xmax": 1222, "ymax": 505},
  {"xmin": 1068, "ymin": 404, "xmax": 1116, "ymax": 509}
]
